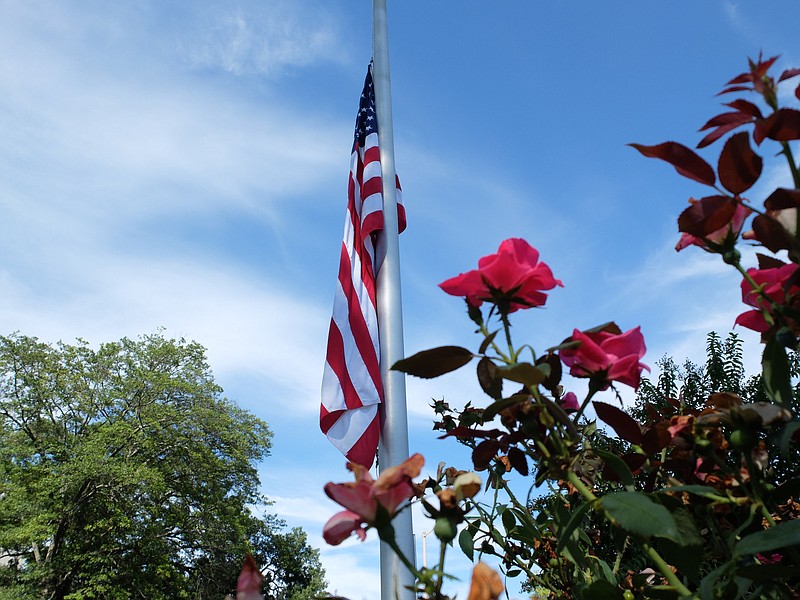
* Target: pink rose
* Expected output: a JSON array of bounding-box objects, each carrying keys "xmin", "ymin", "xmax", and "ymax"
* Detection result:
[
  {"xmin": 559, "ymin": 391, "xmax": 580, "ymax": 412},
  {"xmin": 560, "ymin": 326, "xmax": 648, "ymax": 390},
  {"xmin": 676, "ymin": 199, "xmax": 752, "ymax": 251},
  {"xmin": 735, "ymin": 263, "xmax": 800, "ymax": 333},
  {"xmin": 323, "ymin": 454, "xmax": 424, "ymax": 545},
  {"xmin": 439, "ymin": 238, "xmax": 563, "ymax": 312}
]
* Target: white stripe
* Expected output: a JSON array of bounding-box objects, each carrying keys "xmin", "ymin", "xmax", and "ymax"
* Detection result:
[
  {"xmin": 324, "ymin": 401, "xmax": 379, "ymax": 455},
  {"xmin": 326, "ymin": 278, "xmax": 382, "ymax": 407},
  {"xmin": 340, "ymin": 208, "xmax": 380, "ymax": 359}
]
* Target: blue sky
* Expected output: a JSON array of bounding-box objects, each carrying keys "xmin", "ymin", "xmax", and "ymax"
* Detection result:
[{"xmin": 1, "ymin": 1, "xmax": 798, "ymax": 598}]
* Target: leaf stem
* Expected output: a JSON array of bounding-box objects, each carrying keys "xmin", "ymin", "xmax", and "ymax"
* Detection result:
[{"xmin": 642, "ymin": 542, "xmax": 693, "ymax": 597}]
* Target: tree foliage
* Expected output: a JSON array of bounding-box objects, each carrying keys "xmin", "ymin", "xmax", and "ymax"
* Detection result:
[{"xmin": 0, "ymin": 332, "xmax": 325, "ymax": 600}]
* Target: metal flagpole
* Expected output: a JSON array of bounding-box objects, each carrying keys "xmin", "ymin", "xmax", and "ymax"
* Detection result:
[{"xmin": 372, "ymin": 1, "xmax": 415, "ymax": 599}]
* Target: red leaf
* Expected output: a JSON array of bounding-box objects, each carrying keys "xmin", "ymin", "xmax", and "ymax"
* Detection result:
[
  {"xmin": 438, "ymin": 426, "xmax": 504, "ymax": 440},
  {"xmin": 677, "ymin": 196, "xmax": 737, "ymax": 237},
  {"xmin": 507, "ymin": 447, "xmax": 528, "ymax": 476},
  {"xmin": 629, "ymin": 142, "xmax": 715, "ymax": 186},
  {"xmin": 699, "ymin": 111, "xmax": 754, "ymax": 131},
  {"xmin": 724, "ymin": 99, "xmax": 764, "ymax": 119},
  {"xmin": 779, "ymin": 68, "xmax": 800, "ymax": 83},
  {"xmin": 751, "ymin": 214, "xmax": 792, "ymax": 253},
  {"xmin": 718, "ymin": 132, "xmax": 763, "ymax": 194},
  {"xmin": 472, "ymin": 440, "xmax": 500, "ymax": 470},
  {"xmin": 592, "ymin": 401, "xmax": 643, "ymax": 445},
  {"xmin": 622, "ymin": 453, "xmax": 648, "ymax": 473},
  {"xmin": 765, "ymin": 188, "xmax": 800, "ymax": 210},
  {"xmin": 641, "ymin": 423, "xmax": 671, "ymax": 455},
  {"xmin": 757, "ymin": 109, "xmax": 800, "ymax": 142},
  {"xmin": 717, "ymin": 85, "xmax": 753, "ymax": 95},
  {"xmin": 393, "ymin": 346, "xmax": 474, "ymax": 379},
  {"xmin": 697, "ymin": 122, "xmax": 745, "ymax": 149},
  {"xmin": 726, "ymin": 72, "xmax": 752, "ymax": 86}
]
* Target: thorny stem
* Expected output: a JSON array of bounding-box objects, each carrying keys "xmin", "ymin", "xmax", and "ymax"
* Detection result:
[
  {"xmin": 478, "ymin": 322, "xmax": 511, "ymax": 364},
  {"xmin": 566, "ymin": 471, "xmax": 694, "ymax": 597},
  {"xmin": 780, "ymin": 141, "xmax": 800, "ymax": 189},
  {"xmin": 612, "ymin": 537, "xmax": 629, "ymax": 575},
  {"xmin": 434, "ymin": 540, "xmax": 447, "ymax": 598},
  {"xmin": 643, "ymin": 542, "xmax": 693, "ymax": 597},
  {"xmin": 573, "ymin": 386, "xmax": 600, "ymax": 423},
  {"xmin": 500, "ymin": 313, "xmax": 517, "ymax": 363},
  {"xmin": 378, "ymin": 527, "xmax": 424, "ymax": 583}
]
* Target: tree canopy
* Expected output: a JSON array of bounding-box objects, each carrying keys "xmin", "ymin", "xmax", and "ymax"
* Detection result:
[{"xmin": 0, "ymin": 332, "xmax": 325, "ymax": 600}]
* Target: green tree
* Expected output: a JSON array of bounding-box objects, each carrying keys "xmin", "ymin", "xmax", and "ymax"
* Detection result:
[{"xmin": 0, "ymin": 332, "xmax": 326, "ymax": 600}]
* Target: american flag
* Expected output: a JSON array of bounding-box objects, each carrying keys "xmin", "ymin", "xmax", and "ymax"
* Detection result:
[{"xmin": 320, "ymin": 65, "xmax": 405, "ymax": 468}]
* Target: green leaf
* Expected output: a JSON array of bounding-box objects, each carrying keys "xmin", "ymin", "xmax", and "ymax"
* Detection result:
[
  {"xmin": 762, "ymin": 338, "xmax": 793, "ymax": 407},
  {"xmin": 661, "ymin": 506, "xmax": 703, "ymax": 546},
  {"xmin": 656, "ymin": 484, "xmax": 722, "ymax": 497},
  {"xmin": 577, "ymin": 580, "xmax": 623, "ymax": 600},
  {"xmin": 392, "ymin": 346, "xmax": 474, "ymax": 379},
  {"xmin": 477, "ymin": 357, "xmax": 503, "ymax": 400},
  {"xmin": 700, "ymin": 561, "xmax": 733, "ymax": 600},
  {"xmin": 735, "ymin": 520, "xmax": 800, "ymax": 555},
  {"xmin": 478, "ymin": 330, "xmax": 499, "ymax": 355},
  {"xmin": 555, "ymin": 501, "xmax": 593, "ymax": 556},
  {"xmin": 498, "ymin": 362, "xmax": 547, "ymax": 387},
  {"xmin": 735, "ymin": 563, "xmax": 799, "ymax": 581},
  {"xmin": 481, "ymin": 393, "xmax": 529, "ymax": 422},
  {"xmin": 595, "ymin": 449, "xmax": 635, "ymax": 488},
  {"xmin": 501, "ymin": 507, "xmax": 516, "ymax": 533},
  {"xmin": 778, "ymin": 420, "xmax": 800, "ymax": 455},
  {"xmin": 458, "ymin": 527, "xmax": 474, "ymax": 561},
  {"xmin": 599, "ymin": 492, "xmax": 678, "ymax": 539}
]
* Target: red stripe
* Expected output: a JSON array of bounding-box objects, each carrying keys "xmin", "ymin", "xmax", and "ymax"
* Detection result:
[
  {"xmin": 345, "ymin": 410, "xmax": 381, "ymax": 468},
  {"xmin": 336, "ymin": 244, "xmax": 383, "ymax": 404},
  {"xmin": 321, "ymin": 318, "xmax": 360, "ymax": 423}
]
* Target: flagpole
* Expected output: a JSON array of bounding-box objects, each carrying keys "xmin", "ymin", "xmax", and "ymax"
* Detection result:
[{"xmin": 372, "ymin": 1, "xmax": 415, "ymax": 599}]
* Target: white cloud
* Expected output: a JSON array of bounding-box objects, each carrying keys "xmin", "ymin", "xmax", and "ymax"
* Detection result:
[{"xmin": 178, "ymin": 1, "xmax": 347, "ymax": 76}]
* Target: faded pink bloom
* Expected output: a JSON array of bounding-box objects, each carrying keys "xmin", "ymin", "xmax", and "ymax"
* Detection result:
[
  {"xmin": 735, "ymin": 263, "xmax": 800, "ymax": 333},
  {"xmin": 237, "ymin": 555, "xmax": 264, "ymax": 600},
  {"xmin": 560, "ymin": 326, "xmax": 649, "ymax": 390},
  {"xmin": 439, "ymin": 238, "xmax": 562, "ymax": 312},
  {"xmin": 323, "ymin": 453, "xmax": 424, "ymax": 545},
  {"xmin": 559, "ymin": 391, "xmax": 580, "ymax": 412},
  {"xmin": 756, "ymin": 552, "xmax": 783, "ymax": 564},
  {"xmin": 676, "ymin": 199, "xmax": 751, "ymax": 251}
]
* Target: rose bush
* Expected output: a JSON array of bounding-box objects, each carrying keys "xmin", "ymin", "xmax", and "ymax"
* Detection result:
[{"xmin": 322, "ymin": 54, "xmax": 800, "ymax": 600}]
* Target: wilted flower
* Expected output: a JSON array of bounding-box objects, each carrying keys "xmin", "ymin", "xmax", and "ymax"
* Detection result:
[
  {"xmin": 676, "ymin": 198, "xmax": 752, "ymax": 252},
  {"xmin": 466, "ymin": 562, "xmax": 504, "ymax": 600},
  {"xmin": 453, "ymin": 472, "xmax": 482, "ymax": 500},
  {"xmin": 323, "ymin": 453, "xmax": 424, "ymax": 545}
]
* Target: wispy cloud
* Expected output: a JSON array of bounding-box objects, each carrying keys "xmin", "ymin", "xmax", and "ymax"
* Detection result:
[{"xmin": 177, "ymin": 1, "xmax": 347, "ymax": 76}]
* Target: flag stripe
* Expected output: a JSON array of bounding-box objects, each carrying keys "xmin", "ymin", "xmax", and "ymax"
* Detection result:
[{"xmin": 320, "ymin": 64, "xmax": 404, "ymax": 468}]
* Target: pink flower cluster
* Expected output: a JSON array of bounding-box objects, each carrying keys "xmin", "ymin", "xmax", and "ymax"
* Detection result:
[
  {"xmin": 735, "ymin": 263, "xmax": 800, "ymax": 333},
  {"xmin": 439, "ymin": 238, "xmax": 562, "ymax": 312},
  {"xmin": 322, "ymin": 454, "xmax": 423, "ymax": 545}
]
